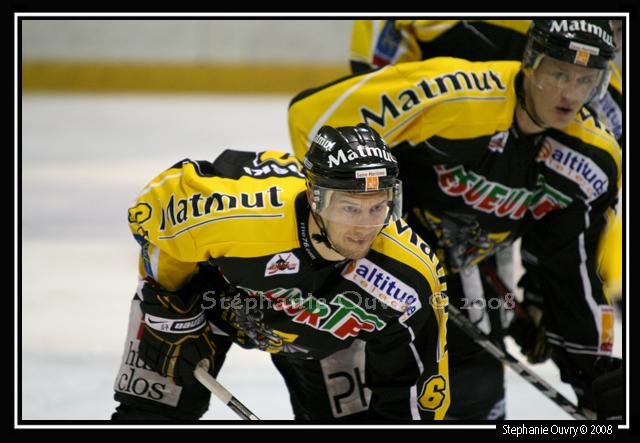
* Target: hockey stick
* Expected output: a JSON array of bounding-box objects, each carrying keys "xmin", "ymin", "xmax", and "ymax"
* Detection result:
[
  {"xmin": 194, "ymin": 362, "xmax": 260, "ymax": 421},
  {"xmin": 447, "ymin": 304, "xmax": 591, "ymax": 420}
]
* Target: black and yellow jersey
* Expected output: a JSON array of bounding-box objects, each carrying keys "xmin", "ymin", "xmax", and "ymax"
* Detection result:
[
  {"xmin": 350, "ymin": 19, "xmax": 623, "ymax": 142},
  {"xmin": 288, "ymin": 57, "xmax": 621, "ymax": 378},
  {"xmin": 127, "ymin": 150, "xmax": 450, "ymax": 420}
]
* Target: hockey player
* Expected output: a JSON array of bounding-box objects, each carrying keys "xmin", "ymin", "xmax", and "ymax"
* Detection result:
[
  {"xmin": 289, "ymin": 20, "xmax": 622, "ymax": 419},
  {"xmin": 111, "ymin": 124, "xmax": 449, "ymax": 421},
  {"xmin": 351, "ymin": 19, "xmax": 624, "ymax": 304}
]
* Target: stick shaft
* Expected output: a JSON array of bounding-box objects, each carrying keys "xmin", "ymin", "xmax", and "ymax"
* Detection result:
[
  {"xmin": 194, "ymin": 364, "xmax": 260, "ymax": 421},
  {"xmin": 447, "ymin": 304, "xmax": 589, "ymax": 420}
]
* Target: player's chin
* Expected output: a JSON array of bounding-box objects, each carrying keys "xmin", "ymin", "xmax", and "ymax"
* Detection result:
[
  {"xmin": 338, "ymin": 239, "xmax": 374, "ymax": 260},
  {"xmin": 548, "ymin": 107, "xmax": 578, "ymax": 129}
]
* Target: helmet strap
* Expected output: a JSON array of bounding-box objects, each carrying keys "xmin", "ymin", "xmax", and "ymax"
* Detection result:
[
  {"xmin": 309, "ymin": 210, "xmax": 342, "ymax": 255},
  {"xmin": 517, "ymin": 75, "xmax": 551, "ymax": 130}
]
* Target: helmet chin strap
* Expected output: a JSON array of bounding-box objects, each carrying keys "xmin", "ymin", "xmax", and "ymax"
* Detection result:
[
  {"xmin": 517, "ymin": 73, "xmax": 552, "ymax": 131},
  {"xmin": 310, "ymin": 210, "xmax": 343, "ymax": 256},
  {"xmin": 518, "ymin": 87, "xmax": 551, "ymax": 130}
]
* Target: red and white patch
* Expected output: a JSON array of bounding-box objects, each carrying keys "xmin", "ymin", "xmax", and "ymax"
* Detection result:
[
  {"xmin": 488, "ymin": 131, "xmax": 509, "ymax": 153},
  {"xmin": 265, "ymin": 252, "xmax": 300, "ymax": 276}
]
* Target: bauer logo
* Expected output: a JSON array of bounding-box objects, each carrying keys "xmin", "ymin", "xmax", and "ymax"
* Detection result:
[
  {"xmin": 264, "ymin": 252, "xmax": 300, "ymax": 276},
  {"xmin": 341, "ymin": 258, "xmax": 421, "ymax": 320},
  {"xmin": 543, "ymin": 138, "xmax": 609, "ymax": 201},
  {"xmin": 144, "ymin": 312, "xmax": 206, "ymax": 333}
]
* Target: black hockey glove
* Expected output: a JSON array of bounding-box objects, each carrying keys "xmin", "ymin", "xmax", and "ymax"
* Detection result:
[
  {"xmin": 138, "ymin": 280, "xmax": 217, "ymax": 386},
  {"xmin": 554, "ymin": 354, "xmax": 623, "ymax": 419},
  {"xmin": 507, "ymin": 276, "xmax": 550, "ymax": 364},
  {"xmin": 592, "ymin": 358, "xmax": 623, "ymax": 420}
]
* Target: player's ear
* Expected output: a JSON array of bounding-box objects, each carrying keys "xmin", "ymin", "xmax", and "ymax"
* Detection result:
[{"xmin": 306, "ymin": 186, "xmax": 313, "ymax": 206}]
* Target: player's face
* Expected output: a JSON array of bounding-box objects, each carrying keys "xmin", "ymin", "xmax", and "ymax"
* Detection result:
[
  {"xmin": 528, "ymin": 56, "xmax": 602, "ymax": 129},
  {"xmin": 323, "ymin": 190, "xmax": 389, "ymax": 260}
]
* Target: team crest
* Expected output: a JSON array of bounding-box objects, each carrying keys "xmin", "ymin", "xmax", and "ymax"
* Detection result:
[
  {"xmin": 488, "ymin": 131, "xmax": 509, "ymax": 153},
  {"xmin": 265, "ymin": 252, "xmax": 300, "ymax": 276}
]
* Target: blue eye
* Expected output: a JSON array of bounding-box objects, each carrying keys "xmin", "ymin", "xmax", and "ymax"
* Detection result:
[
  {"xmin": 552, "ymin": 72, "xmax": 569, "ymax": 82},
  {"xmin": 342, "ymin": 206, "xmax": 360, "ymax": 214},
  {"xmin": 578, "ymin": 76, "xmax": 594, "ymax": 85}
]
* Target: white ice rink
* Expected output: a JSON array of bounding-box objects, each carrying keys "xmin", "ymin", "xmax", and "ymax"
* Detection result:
[{"xmin": 20, "ymin": 94, "xmax": 623, "ymax": 422}]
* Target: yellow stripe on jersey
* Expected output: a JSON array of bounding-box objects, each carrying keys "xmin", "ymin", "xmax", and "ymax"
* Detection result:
[
  {"xmin": 564, "ymin": 114, "xmax": 622, "ymax": 191},
  {"xmin": 372, "ymin": 219, "xmax": 444, "ymax": 296},
  {"xmin": 598, "ymin": 207, "xmax": 622, "ymax": 301}
]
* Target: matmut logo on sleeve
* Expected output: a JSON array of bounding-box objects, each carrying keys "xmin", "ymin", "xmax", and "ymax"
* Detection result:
[
  {"xmin": 341, "ymin": 258, "xmax": 422, "ymax": 321},
  {"xmin": 543, "ymin": 138, "xmax": 609, "ymax": 202}
]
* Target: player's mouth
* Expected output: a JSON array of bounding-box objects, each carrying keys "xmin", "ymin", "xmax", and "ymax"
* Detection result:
[
  {"xmin": 554, "ymin": 105, "xmax": 574, "ymax": 117},
  {"xmin": 346, "ymin": 235, "xmax": 372, "ymax": 246}
]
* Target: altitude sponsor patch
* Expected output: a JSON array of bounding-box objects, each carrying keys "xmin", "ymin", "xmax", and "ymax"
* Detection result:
[
  {"xmin": 543, "ymin": 138, "xmax": 609, "ymax": 201},
  {"xmin": 341, "ymin": 258, "xmax": 422, "ymax": 321}
]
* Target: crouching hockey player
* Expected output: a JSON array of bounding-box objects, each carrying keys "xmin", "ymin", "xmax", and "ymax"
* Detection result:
[{"xmin": 111, "ymin": 124, "xmax": 450, "ymax": 421}]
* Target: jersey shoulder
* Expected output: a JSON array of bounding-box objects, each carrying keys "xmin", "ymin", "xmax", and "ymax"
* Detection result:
[
  {"xmin": 129, "ymin": 150, "xmax": 306, "ymax": 261},
  {"xmin": 371, "ymin": 218, "xmax": 446, "ymax": 296},
  {"xmin": 556, "ymin": 108, "xmax": 622, "ymax": 191}
]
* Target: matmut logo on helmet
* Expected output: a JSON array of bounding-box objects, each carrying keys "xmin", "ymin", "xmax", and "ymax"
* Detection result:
[
  {"xmin": 549, "ymin": 20, "xmax": 614, "ymax": 47},
  {"xmin": 303, "ymin": 124, "xmax": 399, "ymax": 192},
  {"xmin": 527, "ymin": 19, "xmax": 616, "ymax": 70},
  {"xmin": 326, "ymin": 138, "xmax": 396, "ymax": 168}
]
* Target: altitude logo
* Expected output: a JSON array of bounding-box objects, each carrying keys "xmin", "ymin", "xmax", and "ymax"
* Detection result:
[
  {"xmin": 542, "ymin": 138, "xmax": 609, "ymax": 202},
  {"xmin": 341, "ymin": 258, "xmax": 422, "ymax": 322}
]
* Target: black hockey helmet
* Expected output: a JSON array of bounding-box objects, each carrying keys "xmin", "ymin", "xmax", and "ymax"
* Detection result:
[
  {"xmin": 303, "ymin": 123, "xmax": 399, "ymax": 191},
  {"xmin": 523, "ymin": 20, "xmax": 616, "ymax": 100}
]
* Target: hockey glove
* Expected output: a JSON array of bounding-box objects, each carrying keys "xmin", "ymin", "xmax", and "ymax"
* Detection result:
[
  {"xmin": 554, "ymin": 354, "xmax": 623, "ymax": 419},
  {"xmin": 508, "ymin": 277, "xmax": 550, "ymax": 364},
  {"xmin": 138, "ymin": 280, "xmax": 217, "ymax": 386},
  {"xmin": 592, "ymin": 358, "xmax": 623, "ymax": 420}
]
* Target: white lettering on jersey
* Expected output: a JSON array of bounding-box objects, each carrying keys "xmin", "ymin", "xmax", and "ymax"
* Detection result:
[{"xmin": 544, "ymin": 138, "xmax": 609, "ymax": 202}]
